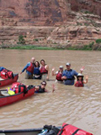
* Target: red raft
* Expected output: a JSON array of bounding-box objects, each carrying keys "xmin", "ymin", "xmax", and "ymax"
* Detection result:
[
  {"xmin": 0, "ymin": 74, "xmax": 18, "ymax": 88},
  {"xmin": 0, "ymin": 85, "xmax": 35, "ymax": 107}
]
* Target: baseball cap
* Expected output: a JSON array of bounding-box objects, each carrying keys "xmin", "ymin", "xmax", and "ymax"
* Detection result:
[
  {"xmin": 66, "ymin": 63, "xmax": 71, "ymax": 66},
  {"xmin": 59, "ymin": 65, "xmax": 63, "ymax": 68}
]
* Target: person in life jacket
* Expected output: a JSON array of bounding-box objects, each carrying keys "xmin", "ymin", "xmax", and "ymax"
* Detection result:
[
  {"xmin": 40, "ymin": 59, "xmax": 49, "ymax": 81},
  {"xmin": 61, "ymin": 62, "xmax": 79, "ymax": 85},
  {"xmin": 35, "ymin": 81, "xmax": 48, "ymax": 93},
  {"xmin": 20, "ymin": 57, "xmax": 35, "ymax": 79},
  {"xmin": 33, "ymin": 61, "xmax": 41, "ymax": 79},
  {"xmin": 75, "ymin": 73, "xmax": 88, "ymax": 87},
  {"xmin": 52, "ymin": 66, "xmax": 63, "ymax": 82}
]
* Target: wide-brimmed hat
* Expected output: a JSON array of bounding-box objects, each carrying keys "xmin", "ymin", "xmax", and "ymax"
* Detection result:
[
  {"xmin": 59, "ymin": 65, "xmax": 63, "ymax": 68},
  {"xmin": 77, "ymin": 73, "xmax": 84, "ymax": 77}
]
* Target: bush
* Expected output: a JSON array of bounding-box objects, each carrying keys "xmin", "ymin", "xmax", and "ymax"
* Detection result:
[
  {"xmin": 18, "ymin": 35, "xmax": 25, "ymax": 44},
  {"xmin": 96, "ymin": 39, "xmax": 101, "ymax": 44}
]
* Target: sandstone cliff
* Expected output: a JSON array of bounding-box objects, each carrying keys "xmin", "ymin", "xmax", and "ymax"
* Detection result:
[{"xmin": 0, "ymin": 0, "xmax": 101, "ymax": 48}]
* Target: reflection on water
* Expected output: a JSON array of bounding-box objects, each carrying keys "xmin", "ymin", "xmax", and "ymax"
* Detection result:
[{"xmin": 0, "ymin": 50, "xmax": 101, "ymax": 135}]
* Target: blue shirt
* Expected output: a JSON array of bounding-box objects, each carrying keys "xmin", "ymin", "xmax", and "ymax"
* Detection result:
[
  {"xmin": 22, "ymin": 62, "xmax": 32, "ymax": 75},
  {"xmin": 62, "ymin": 69, "xmax": 78, "ymax": 85},
  {"xmin": 33, "ymin": 67, "xmax": 40, "ymax": 75},
  {"xmin": 0, "ymin": 67, "xmax": 5, "ymax": 71}
]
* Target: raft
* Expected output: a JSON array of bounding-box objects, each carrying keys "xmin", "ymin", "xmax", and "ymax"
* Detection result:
[
  {"xmin": 0, "ymin": 85, "xmax": 35, "ymax": 107},
  {"xmin": 0, "ymin": 74, "xmax": 18, "ymax": 88}
]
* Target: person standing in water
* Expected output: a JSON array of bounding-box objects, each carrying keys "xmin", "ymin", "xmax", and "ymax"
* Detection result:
[
  {"xmin": 61, "ymin": 62, "xmax": 78, "ymax": 85},
  {"xmin": 52, "ymin": 66, "xmax": 63, "ymax": 82},
  {"xmin": 20, "ymin": 57, "xmax": 35, "ymax": 79},
  {"xmin": 75, "ymin": 73, "xmax": 88, "ymax": 87},
  {"xmin": 40, "ymin": 59, "xmax": 49, "ymax": 81}
]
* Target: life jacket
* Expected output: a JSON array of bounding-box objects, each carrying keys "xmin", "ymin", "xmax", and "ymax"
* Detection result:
[
  {"xmin": 34, "ymin": 67, "xmax": 40, "ymax": 75},
  {"xmin": 26, "ymin": 62, "xmax": 34, "ymax": 74},
  {"xmin": 35, "ymin": 85, "xmax": 45, "ymax": 93},
  {"xmin": 56, "ymin": 71, "xmax": 62, "ymax": 81},
  {"xmin": 40, "ymin": 66, "xmax": 48, "ymax": 74},
  {"xmin": 75, "ymin": 81, "xmax": 84, "ymax": 87},
  {"xmin": 0, "ymin": 69, "xmax": 13, "ymax": 79},
  {"xmin": 11, "ymin": 82, "xmax": 27, "ymax": 94},
  {"xmin": 58, "ymin": 123, "xmax": 93, "ymax": 135}
]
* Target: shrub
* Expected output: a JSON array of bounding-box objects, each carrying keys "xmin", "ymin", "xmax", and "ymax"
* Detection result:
[{"xmin": 96, "ymin": 39, "xmax": 101, "ymax": 44}]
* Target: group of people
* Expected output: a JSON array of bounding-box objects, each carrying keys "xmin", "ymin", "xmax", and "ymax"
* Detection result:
[
  {"xmin": 52, "ymin": 63, "xmax": 88, "ymax": 87},
  {"xmin": 0, "ymin": 57, "xmax": 88, "ymax": 95},
  {"xmin": 20, "ymin": 57, "xmax": 49, "ymax": 81},
  {"xmin": 20, "ymin": 57, "xmax": 88, "ymax": 88}
]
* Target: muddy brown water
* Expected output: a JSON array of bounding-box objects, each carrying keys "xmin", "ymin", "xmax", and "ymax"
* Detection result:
[{"xmin": 0, "ymin": 49, "xmax": 101, "ymax": 135}]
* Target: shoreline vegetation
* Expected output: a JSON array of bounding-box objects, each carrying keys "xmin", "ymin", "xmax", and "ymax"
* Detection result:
[{"xmin": 0, "ymin": 39, "xmax": 101, "ymax": 51}]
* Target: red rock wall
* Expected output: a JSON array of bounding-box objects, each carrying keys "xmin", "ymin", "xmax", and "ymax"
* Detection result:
[
  {"xmin": 68, "ymin": 0, "xmax": 101, "ymax": 17},
  {"xmin": 0, "ymin": 0, "xmax": 69, "ymax": 26}
]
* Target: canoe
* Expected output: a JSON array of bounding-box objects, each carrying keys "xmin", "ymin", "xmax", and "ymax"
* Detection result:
[
  {"xmin": 0, "ymin": 74, "xmax": 18, "ymax": 88},
  {"xmin": 0, "ymin": 128, "xmax": 43, "ymax": 135},
  {"xmin": 0, "ymin": 86, "xmax": 35, "ymax": 107}
]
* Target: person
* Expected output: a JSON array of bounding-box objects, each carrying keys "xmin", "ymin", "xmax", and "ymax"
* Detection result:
[
  {"xmin": 75, "ymin": 73, "xmax": 88, "ymax": 87},
  {"xmin": 20, "ymin": 57, "xmax": 35, "ymax": 79},
  {"xmin": 35, "ymin": 81, "xmax": 48, "ymax": 93},
  {"xmin": 52, "ymin": 66, "xmax": 63, "ymax": 82},
  {"xmin": 33, "ymin": 61, "xmax": 41, "ymax": 79},
  {"xmin": 61, "ymin": 62, "xmax": 78, "ymax": 85},
  {"xmin": 40, "ymin": 59, "xmax": 49, "ymax": 81}
]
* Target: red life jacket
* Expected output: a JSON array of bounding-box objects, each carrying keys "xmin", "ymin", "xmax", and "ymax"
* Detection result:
[
  {"xmin": 75, "ymin": 81, "xmax": 84, "ymax": 87},
  {"xmin": 0, "ymin": 69, "xmax": 13, "ymax": 79},
  {"xmin": 11, "ymin": 82, "xmax": 27, "ymax": 94},
  {"xmin": 40, "ymin": 66, "xmax": 48, "ymax": 74},
  {"xmin": 26, "ymin": 62, "xmax": 34, "ymax": 74},
  {"xmin": 58, "ymin": 123, "xmax": 93, "ymax": 135},
  {"xmin": 56, "ymin": 72, "xmax": 62, "ymax": 81}
]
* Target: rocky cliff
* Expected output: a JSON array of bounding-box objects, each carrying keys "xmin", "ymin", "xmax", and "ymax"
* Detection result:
[{"xmin": 0, "ymin": 0, "xmax": 101, "ymax": 48}]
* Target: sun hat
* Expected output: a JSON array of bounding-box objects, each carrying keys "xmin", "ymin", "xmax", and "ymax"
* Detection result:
[
  {"xmin": 66, "ymin": 63, "xmax": 71, "ymax": 66},
  {"xmin": 77, "ymin": 73, "xmax": 84, "ymax": 77},
  {"xmin": 59, "ymin": 65, "xmax": 63, "ymax": 68}
]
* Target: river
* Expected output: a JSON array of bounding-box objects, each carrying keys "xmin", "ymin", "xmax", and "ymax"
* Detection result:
[{"xmin": 0, "ymin": 49, "xmax": 101, "ymax": 135}]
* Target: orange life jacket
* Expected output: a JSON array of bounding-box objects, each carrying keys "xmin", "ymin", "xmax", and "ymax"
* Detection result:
[
  {"xmin": 26, "ymin": 62, "xmax": 34, "ymax": 74},
  {"xmin": 40, "ymin": 66, "xmax": 48, "ymax": 74},
  {"xmin": 75, "ymin": 81, "xmax": 84, "ymax": 87},
  {"xmin": 56, "ymin": 72, "xmax": 62, "ymax": 81}
]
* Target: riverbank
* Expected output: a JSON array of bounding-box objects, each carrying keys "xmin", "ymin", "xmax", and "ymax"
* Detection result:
[{"xmin": 0, "ymin": 42, "xmax": 101, "ymax": 51}]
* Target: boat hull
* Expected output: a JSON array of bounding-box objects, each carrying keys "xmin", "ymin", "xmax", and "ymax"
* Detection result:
[
  {"xmin": 0, "ymin": 74, "xmax": 18, "ymax": 88},
  {"xmin": 0, "ymin": 87, "xmax": 35, "ymax": 107}
]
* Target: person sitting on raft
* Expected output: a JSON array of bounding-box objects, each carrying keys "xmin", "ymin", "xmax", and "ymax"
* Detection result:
[
  {"xmin": 61, "ymin": 62, "xmax": 79, "ymax": 85},
  {"xmin": 52, "ymin": 66, "xmax": 63, "ymax": 82},
  {"xmin": 75, "ymin": 73, "xmax": 88, "ymax": 87},
  {"xmin": 40, "ymin": 59, "xmax": 49, "ymax": 81},
  {"xmin": 33, "ymin": 61, "xmax": 41, "ymax": 79},
  {"xmin": 20, "ymin": 57, "xmax": 35, "ymax": 79},
  {"xmin": 35, "ymin": 81, "xmax": 48, "ymax": 93}
]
